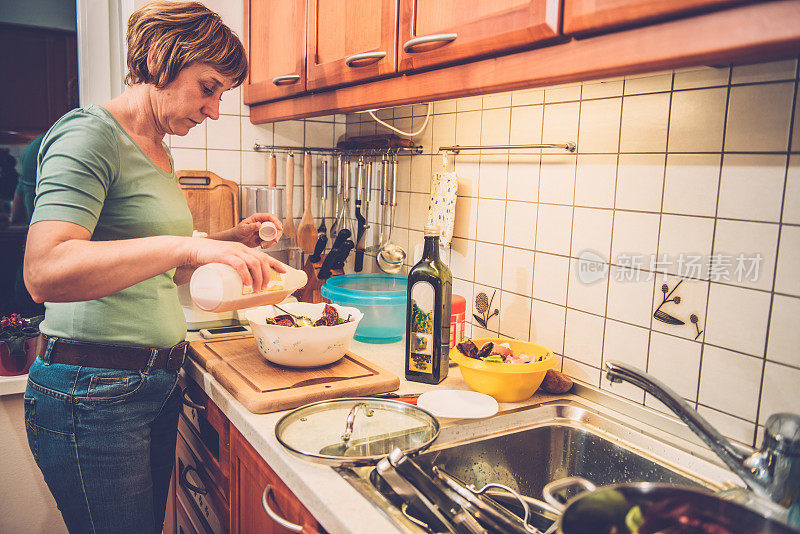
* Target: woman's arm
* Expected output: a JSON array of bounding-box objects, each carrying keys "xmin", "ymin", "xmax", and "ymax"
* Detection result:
[{"xmin": 24, "ymin": 220, "xmax": 285, "ymax": 303}]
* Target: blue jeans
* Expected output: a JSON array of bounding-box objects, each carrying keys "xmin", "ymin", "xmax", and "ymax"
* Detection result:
[{"xmin": 23, "ymin": 349, "xmax": 181, "ymax": 534}]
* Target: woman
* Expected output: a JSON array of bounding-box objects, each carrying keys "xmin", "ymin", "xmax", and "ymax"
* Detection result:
[{"xmin": 22, "ymin": 3, "xmax": 279, "ymax": 532}]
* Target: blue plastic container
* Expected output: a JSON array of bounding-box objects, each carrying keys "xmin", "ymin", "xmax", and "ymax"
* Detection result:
[{"xmin": 321, "ymin": 274, "xmax": 408, "ymax": 343}]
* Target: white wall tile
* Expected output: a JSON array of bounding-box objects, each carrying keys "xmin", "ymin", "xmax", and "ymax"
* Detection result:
[
  {"xmin": 611, "ymin": 211, "xmax": 661, "ymax": 262},
  {"xmin": 601, "ymin": 320, "xmax": 648, "ymax": 403},
  {"xmin": 450, "ymin": 238, "xmax": 476, "ymax": 280},
  {"xmin": 455, "ymin": 110, "xmax": 482, "ymax": 146},
  {"xmin": 658, "ymin": 214, "xmax": 714, "ymax": 278},
  {"xmin": 530, "ymin": 299, "xmax": 566, "ymax": 353},
  {"xmin": 305, "ymin": 121, "xmax": 334, "ymax": 147},
  {"xmin": 512, "ymin": 88, "xmax": 544, "ymax": 106},
  {"xmin": 767, "ymin": 295, "xmax": 800, "ymax": 367},
  {"xmin": 454, "ymin": 158, "xmax": 478, "ymax": 197},
  {"xmin": 410, "ymin": 156, "xmax": 432, "ymax": 194},
  {"xmin": 509, "ymin": 105, "xmax": 544, "ymax": 146},
  {"xmin": 571, "ymin": 207, "xmax": 613, "ymax": 260},
  {"xmin": 731, "ymin": 59, "xmax": 797, "ymax": 84},
  {"xmin": 651, "ymin": 276, "xmax": 709, "ymax": 341},
  {"xmin": 619, "ymin": 93, "xmax": 670, "ymax": 152},
  {"xmin": 433, "ymin": 100, "xmax": 457, "ymax": 115},
  {"xmin": 673, "ymin": 66, "xmax": 729, "ymax": 90},
  {"xmin": 648, "ymin": 332, "xmax": 701, "ymax": 401},
  {"xmin": 567, "ymin": 258, "xmax": 609, "ymax": 315},
  {"xmin": 457, "ymin": 96, "xmax": 483, "ymax": 112},
  {"xmin": 502, "ymin": 246, "xmax": 534, "ymax": 297},
  {"xmin": 712, "ymin": 220, "xmax": 778, "ymax": 291},
  {"xmin": 668, "ymin": 87, "xmax": 727, "ymax": 153},
  {"xmin": 206, "ymin": 150, "xmax": 240, "ymax": 182},
  {"xmin": 504, "ymin": 201, "xmax": 537, "ymax": 250},
  {"xmin": 705, "ymin": 283, "xmax": 771, "ymax": 356},
  {"xmin": 274, "ymin": 120, "xmax": 304, "ymax": 147},
  {"xmin": 219, "ymin": 86, "xmax": 241, "ymax": 116},
  {"xmin": 562, "ymin": 358, "xmax": 601, "ymax": 385},
  {"xmin": 624, "ymin": 72, "xmax": 672, "ymax": 95},
  {"xmin": 474, "ymin": 241, "xmax": 503, "ymax": 288},
  {"xmin": 506, "ymin": 155, "xmax": 540, "ymax": 203},
  {"xmin": 453, "ymin": 195, "xmax": 478, "ymax": 240},
  {"xmin": 431, "ymin": 112, "xmax": 456, "ymax": 153},
  {"xmin": 759, "ymin": 362, "xmax": 800, "ymax": 425},
  {"xmin": 539, "ymin": 155, "xmax": 576, "ymax": 204},
  {"xmin": 793, "ymin": 84, "xmax": 800, "ymax": 152},
  {"xmin": 607, "ymin": 266, "xmax": 656, "ymax": 327},
  {"xmin": 615, "ymin": 154, "xmax": 665, "ymax": 212},
  {"xmin": 535, "ymin": 204, "xmax": 573, "ymax": 256},
  {"xmin": 499, "ymin": 291, "xmax": 532, "ymax": 340},
  {"xmin": 240, "ymin": 150, "xmax": 268, "ymax": 185},
  {"xmin": 473, "ymin": 284, "xmax": 501, "ymax": 332},
  {"xmin": 476, "ymin": 199, "xmax": 506, "ymax": 244},
  {"xmin": 717, "ymin": 154, "xmax": 786, "ymax": 222},
  {"xmin": 206, "ymin": 115, "xmax": 240, "ymax": 150},
  {"xmin": 545, "ymin": 84, "xmax": 581, "ymax": 103},
  {"xmin": 478, "ymin": 155, "xmax": 508, "ymax": 199},
  {"xmin": 241, "ymin": 120, "xmax": 272, "ymax": 152},
  {"xmin": 696, "ymin": 406, "xmax": 755, "ymax": 446},
  {"xmin": 578, "ymin": 97, "xmax": 621, "ymax": 153},
  {"xmin": 774, "ymin": 225, "xmax": 800, "ymax": 297},
  {"xmin": 574, "ymin": 155, "xmax": 617, "ymax": 209},
  {"xmin": 582, "ymin": 79, "xmax": 624, "ymax": 99},
  {"xmin": 699, "ymin": 346, "xmax": 762, "ymax": 421},
  {"xmin": 171, "ymin": 147, "xmax": 206, "ymax": 171},
  {"xmin": 662, "ymin": 154, "xmax": 720, "ymax": 217},
  {"xmin": 480, "ymin": 108, "xmax": 511, "ymax": 147},
  {"xmin": 725, "ymin": 82, "xmax": 794, "ymax": 152},
  {"xmin": 564, "ymin": 309, "xmax": 604, "ymax": 367},
  {"xmin": 542, "ymin": 102, "xmax": 580, "ymax": 147},
  {"xmin": 784, "ymin": 156, "xmax": 800, "ymax": 225},
  {"xmin": 171, "ymin": 120, "xmax": 206, "ymax": 149},
  {"xmin": 532, "ymin": 252, "xmax": 569, "ymax": 305}
]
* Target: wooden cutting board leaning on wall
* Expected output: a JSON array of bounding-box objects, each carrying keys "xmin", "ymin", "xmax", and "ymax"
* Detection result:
[{"xmin": 177, "ymin": 170, "xmax": 240, "ymax": 234}]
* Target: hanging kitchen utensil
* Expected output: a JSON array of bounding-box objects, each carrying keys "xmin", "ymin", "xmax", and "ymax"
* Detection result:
[
  {"xmin": 274, "ymin": 397, "xmax": 440, "ymax": 467},
  {"xmin": 377, "ymin": 154, "xmax": 406, "ymax": 273},
  {"xmin": 297, "ymin": 152, "xmax": 317, "ymax": 253},
  {"xmin": 283, "ymin": 153, "xmax": 297, "ymax": 246},
  {"xmin": 330, "ymin": 155, "xmax": 343, "ymax": 239},
  {"xmin": 317, "ymin": 159, "xmax": 328, "ymax": 239},
  {"xmin": 354, "ymin": 157, "xmax": 367, "ymax": 272},
  {"xmin": 542, "ymin": 477, "xmax": 799, "ymax": 534}
]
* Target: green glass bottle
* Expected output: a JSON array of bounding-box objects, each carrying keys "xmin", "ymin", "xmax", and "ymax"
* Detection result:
[{"xmin": 406, "ymin": 225, "xmax": 452, "ymax": 384}]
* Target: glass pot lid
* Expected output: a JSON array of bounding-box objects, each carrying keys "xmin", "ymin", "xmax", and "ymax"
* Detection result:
[{"xmin": 275, "ymin": 397, "xmax": 440, "ymax": 466}]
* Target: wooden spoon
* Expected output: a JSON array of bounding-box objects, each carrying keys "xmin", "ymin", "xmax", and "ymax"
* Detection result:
[
  {"xmin": 283, "ymin": 154, "xmax": 297, "ymax": 246},
  {"xmin": 267, "ymin": 153, "xmax": 277, "ymax": 188},
  {"xmin": 297, "ymin": 152, "xmax": 317, "ymax": 253}
]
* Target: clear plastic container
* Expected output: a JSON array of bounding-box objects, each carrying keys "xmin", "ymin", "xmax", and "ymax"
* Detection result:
[{"xmin": 320, "ymin": 274, "xmax": 407, "ymax": 343}]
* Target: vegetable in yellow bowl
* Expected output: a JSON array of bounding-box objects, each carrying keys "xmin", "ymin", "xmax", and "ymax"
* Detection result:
[{"xmin": 450, "ymin": 337, "xmax": 557, "ymax": 402}]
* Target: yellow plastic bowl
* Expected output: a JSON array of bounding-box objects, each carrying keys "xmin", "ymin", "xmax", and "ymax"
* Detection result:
[{"xmin": 450, "ymin": 338, "xmax": 557, "ymax": 402}]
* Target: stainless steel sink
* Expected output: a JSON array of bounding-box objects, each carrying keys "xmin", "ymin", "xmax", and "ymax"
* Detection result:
[{"xmin": 336, "ymin": 399, "xmax": 742, "ymax": 533}]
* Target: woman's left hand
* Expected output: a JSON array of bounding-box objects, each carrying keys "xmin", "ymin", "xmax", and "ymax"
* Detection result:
[{"xmin": 230, "ymin": 213, "xmax": 283, "ymax": 248}]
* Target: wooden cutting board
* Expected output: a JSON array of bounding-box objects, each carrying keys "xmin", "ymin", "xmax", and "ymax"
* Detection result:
[
  {"xmin": 177, "ymin": 170, "xmax": 240, "ymax": 234},
  {"xmin": 188, "ymin": 336, "xmax": 400, "ymax": 414}
]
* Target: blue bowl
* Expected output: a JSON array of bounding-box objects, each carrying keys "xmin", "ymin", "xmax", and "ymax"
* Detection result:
[{"xmin": 321, "ymin": 274, "xmax": 407, "ymax": 344}]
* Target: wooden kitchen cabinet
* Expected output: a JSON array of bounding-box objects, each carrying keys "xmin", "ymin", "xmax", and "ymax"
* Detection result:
[
  {"xmin": 397, "ymin": 0, "xmax": 561, "ymax": 72},
  {"xmin": 306, "ymin": 0, "xmax": 399, "ymax": 90},
  {"xmin": 563, "ymin": 0, "xmax": 751, "ymax": 35},
  {"xmin": 230, "ymin": 426, "xmax": 322, "ymax": 534},
  {"xmin": 243, "ymin": 0, "xmax": 307, "ymax": 105}
]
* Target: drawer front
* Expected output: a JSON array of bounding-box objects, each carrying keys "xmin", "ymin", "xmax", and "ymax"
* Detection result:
[
  {"xmin": 176, "ymin": 431, "xmax": 230, "ymax": 534},
  {"xmin": 176, "ymin": 495, "xmax": 201, "ymax": 534}
]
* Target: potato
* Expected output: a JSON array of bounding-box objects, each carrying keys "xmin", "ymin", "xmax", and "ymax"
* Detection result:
[{"xmin": 540, "ymin": 369, "xmax": 573, "ymax": 394}]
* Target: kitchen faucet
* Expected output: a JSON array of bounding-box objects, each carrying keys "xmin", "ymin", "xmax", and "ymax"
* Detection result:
[{"xmin": 605, "ymin": 361, "xmax": 800, "ymax": 523}]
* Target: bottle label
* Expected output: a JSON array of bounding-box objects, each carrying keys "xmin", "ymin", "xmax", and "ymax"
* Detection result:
[{"xmin": 409, "ymin": 281, "xmax": 435, "ymax": 374}]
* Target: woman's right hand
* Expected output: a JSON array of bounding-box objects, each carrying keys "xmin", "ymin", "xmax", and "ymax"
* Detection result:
[{"xmin": 183, "ymin": 237, "xmax": 286, "ymax": 292}]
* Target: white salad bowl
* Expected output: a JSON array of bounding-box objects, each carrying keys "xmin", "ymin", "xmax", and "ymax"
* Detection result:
[{"xmin": 244, "ymin": 302, "xmax": 363, "ymax": 367}]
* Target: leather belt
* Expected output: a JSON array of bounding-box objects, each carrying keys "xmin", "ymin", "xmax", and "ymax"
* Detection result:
[{"xmin": 36, "ymin": 334, "xmax": 188, "ymax": 371}]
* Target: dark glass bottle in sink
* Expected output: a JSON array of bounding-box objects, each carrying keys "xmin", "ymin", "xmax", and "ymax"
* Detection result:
[{"xmin": 405, "ymin": 225, "xmax": 452, "ymax": 385}]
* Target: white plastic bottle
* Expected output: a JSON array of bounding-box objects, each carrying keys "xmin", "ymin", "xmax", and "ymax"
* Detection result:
[{"xmin": 189, "ymin": 261, "xmax": 306, "ymax": 312}]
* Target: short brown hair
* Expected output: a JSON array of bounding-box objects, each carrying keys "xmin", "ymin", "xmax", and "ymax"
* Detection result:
[{"xmin": 125, "ymin": 1, "xmax": 247, "ymax": 88}]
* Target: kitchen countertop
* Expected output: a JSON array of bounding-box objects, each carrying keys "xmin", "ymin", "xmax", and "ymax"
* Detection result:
[{"xmin": 183, "ymin": 337, "xmax": 575, "ymax": 534}]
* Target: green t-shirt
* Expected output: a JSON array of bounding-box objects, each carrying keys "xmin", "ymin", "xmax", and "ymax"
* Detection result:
[{"xmin": 31, "ymin": 105, "xmax": 194, "ymax": 348}]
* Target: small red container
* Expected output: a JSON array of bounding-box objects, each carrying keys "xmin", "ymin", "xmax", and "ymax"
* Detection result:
[{"xmin": 450, "ymin": 294, "xmax": 466, "ymax": 348}]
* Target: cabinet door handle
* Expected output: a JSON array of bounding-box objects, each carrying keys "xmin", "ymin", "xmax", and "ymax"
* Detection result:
[
  {"xmin": 179, "ymin": 465, "xmax": 208, "ymax": 496},
  {"xmin": 272, "ymin": 74, "xmax": 301, "ymax": 86},
  {"xmin": 402, "ymin": 33, "xmax": 457, "ymax": 53},
  {"xmin": 181, "ymin": 390, "xmax": 206, "ymax": 414},
  {"xmin": 262, "ymin": 485, "xmax": 303, "ymax": 533},
  {"xmin": 344, "ymin": 51, "xmax": 387, "ymax": 67}
]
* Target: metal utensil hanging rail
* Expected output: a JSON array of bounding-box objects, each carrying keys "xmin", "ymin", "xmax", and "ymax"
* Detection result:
[
  {"xmin": 253, "ymin": 143, "xmax": 423, "ymax": 156},
  {"xmin": 438, "ymin": 142, "xmax": 576, "ymax": 154}
]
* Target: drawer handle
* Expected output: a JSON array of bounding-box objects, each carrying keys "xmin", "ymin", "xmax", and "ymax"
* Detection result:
[
  {"xmin": 272, "ymin": 74, "xmax": 301, "ymax": 86},
  {"xmin": 262, "ymin": 485, "xmax": 303, "ymax": 533},
  {"xmin": 181, "ymin": 390, "xmax": 206, "ymax": 414},
  {"xmin": 179, "ymin": 465, "xmax": 208, "ymax": 496},
  {"xmin": 344, "ymin": 51, "xmax": 387, "ymax": 67},
  {"xmin": 402, "ymin": 33, "xmax": 457, "ymax": 53}
]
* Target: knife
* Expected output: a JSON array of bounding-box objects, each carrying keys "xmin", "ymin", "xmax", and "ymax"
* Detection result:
[
  {"xmin": 308, "ymin": 233, "xmax": 328, "ymax": 263},
  {"xmin": 331, "ymin": 240, "xmax": 354, "ymax": 271},
  {"xmin": 318, "ymin": 229, "xmax": 351, "ymax": 280},
  {"xmin": 354, "ymin": 158, "xmax": 366, "ymax": 272}
]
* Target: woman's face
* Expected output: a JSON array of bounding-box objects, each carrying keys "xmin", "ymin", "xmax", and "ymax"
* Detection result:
[{"xmin": 154, "ymin": 63, "xmax": 233, "ymax": 136}]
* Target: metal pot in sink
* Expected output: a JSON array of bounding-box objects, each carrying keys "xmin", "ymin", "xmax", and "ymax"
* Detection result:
[{"xmin": 542, "ymin": 477, "xmax": 800, "ymax": 534}]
